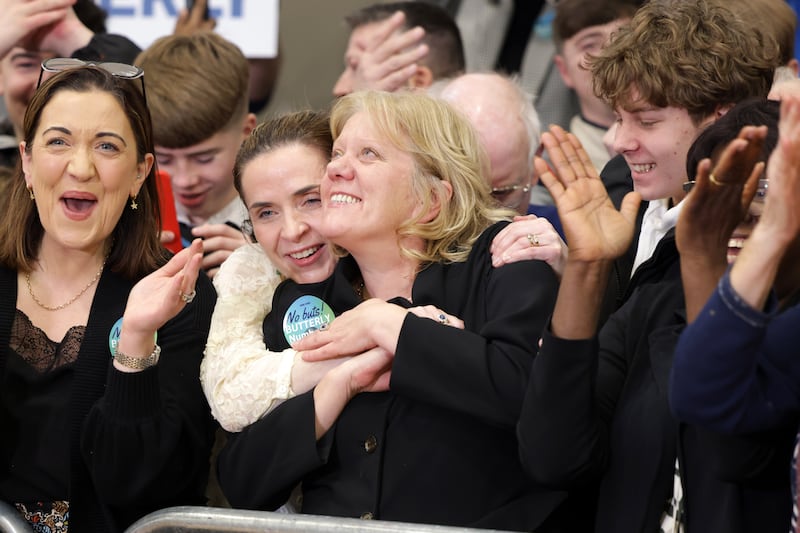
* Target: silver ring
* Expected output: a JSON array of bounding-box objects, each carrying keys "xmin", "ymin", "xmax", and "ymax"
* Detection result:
[
  {"xmin": 180, "ymin": 289, "xmax": 196, "ymax": 304},
  {"xmin": 526, "ymin": 233, "xmax": 540, "ymax": 247},
  {"xmin": 437, "ymin": 313, "xmax": 449, "ymax": 325}
]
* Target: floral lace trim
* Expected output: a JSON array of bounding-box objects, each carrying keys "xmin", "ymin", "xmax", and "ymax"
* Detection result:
[
  {"xmin": 200, "ymin": 243, "xmax": 296, "ymax": 432},
  {"xmin": 15, "ymin": 500, "xmax": 69, "ymax": 533},
  {"xmin": 10, "ymin": 310, "xmax": 84, "ymax": 373}
]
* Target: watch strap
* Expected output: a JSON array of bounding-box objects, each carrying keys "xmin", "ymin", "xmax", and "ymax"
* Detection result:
[{"xmin": 114, "ymin": 344, "xmax": 161, "ymax": 370}]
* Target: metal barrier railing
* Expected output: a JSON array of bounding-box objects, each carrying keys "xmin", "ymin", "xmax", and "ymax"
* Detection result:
[
  {"xmin": 125, "ymin": 506, "xmax": 517, "ymax": 533},
  {"xmin": 0, "ymin": 501, "xmax": 32, "ymax": 533}
]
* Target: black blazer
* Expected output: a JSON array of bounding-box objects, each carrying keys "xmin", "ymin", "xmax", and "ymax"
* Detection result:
[
  {"xmin": 519, "ymin": 234, "xmax": 792, "ymax": 532},
  {"xmin": 0, "ymin": 265, "xmax": 217, "ymax": 532},
  {"xmin": 219, "ymin": 222, "xmax": 568, "ymax": 532}
]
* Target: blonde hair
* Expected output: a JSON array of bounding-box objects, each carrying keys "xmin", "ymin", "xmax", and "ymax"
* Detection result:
[{"xmin": 330, "ymin": 90, "xmax": 513, "ymax": 264}]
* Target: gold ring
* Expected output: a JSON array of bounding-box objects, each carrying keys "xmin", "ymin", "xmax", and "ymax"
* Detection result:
[
  {"xmin": 708, "ymin": 173, "xmax": 730, "ymax": 186},
  {"xmin": 526, "ymin": 233, "xmax": 540, "ymax": 247},
  {"xmin": 437, "ymin": 313, "xmax": 449, "ymax": 325},
  {"xmin": 180, "ymin": 289, "xmax": 196, "ymax": 304}
]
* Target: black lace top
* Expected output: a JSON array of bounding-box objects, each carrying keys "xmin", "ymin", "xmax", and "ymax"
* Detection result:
[{"xmin": 0, "ymin": 309, "xmax": 83, "ymax": 502}]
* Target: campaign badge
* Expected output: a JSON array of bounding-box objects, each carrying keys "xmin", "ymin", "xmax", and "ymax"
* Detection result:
[{"xmin": 283, "ymin": 295, "xmax": 335, "ymax": 345}]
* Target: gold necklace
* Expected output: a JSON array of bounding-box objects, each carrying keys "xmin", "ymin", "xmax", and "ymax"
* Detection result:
[{"xmin": 26, "ymin": 261, "xmax": 106, "ymax": 311}]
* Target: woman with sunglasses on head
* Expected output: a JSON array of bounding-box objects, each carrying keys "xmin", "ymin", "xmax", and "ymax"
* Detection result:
[
  {"xmin": 0, "ymin": 64, "xmax": 217, "ymax": 532},
  {"xmin": 217, "ymin": 90, "xmax": 565, "ymax": 531}
]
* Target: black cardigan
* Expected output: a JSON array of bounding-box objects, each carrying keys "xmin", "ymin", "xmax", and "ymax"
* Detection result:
[{"xmin": 0, "ymin": 265, "xmax": 217, "ymax": 532}]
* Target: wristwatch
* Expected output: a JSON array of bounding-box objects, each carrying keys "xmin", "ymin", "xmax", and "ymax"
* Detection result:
[{"xmin": 114, "ymin": 344, "xmax": 161, "ymax": 370}]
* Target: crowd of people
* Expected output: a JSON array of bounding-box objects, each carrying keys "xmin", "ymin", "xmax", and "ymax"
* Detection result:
[{"xmin": 0, "ymin": 1, "xmax": 799, "ymax": 532}]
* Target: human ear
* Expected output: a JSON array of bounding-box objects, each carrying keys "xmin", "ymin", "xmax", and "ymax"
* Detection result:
[
  {"xmin": 553, "ymin": 54, "xmax": 575, "ymax": 89},
  {"xmin": 419, "ymin": 178, "xmax": 453, "ymax": 223},
  {"xmin": 130, "ymin": 153, "xmax": 154, "ymax": 197},
  {"xmin": 408, "ymin": 65, "xmax": 434, "ymax": 90},
  {"xmin": 241, "ymin": 113, "xmax": 257, "ymax": 138}
]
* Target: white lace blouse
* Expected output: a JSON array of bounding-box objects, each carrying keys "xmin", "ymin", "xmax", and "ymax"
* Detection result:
[{"xmin": 200, "ymin": 244, "xmax": 297, "ymax": 432}]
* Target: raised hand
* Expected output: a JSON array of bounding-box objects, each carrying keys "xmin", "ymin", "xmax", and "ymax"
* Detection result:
[
  {"xmin": 760, "ymin": 96, "xmax": 800, "ymax": 245},
  {"xmin": 537, "ymin": 125, "xmax": 641, "ymax": 263},
  {"xmin": 725, "ymin": 95, "xmax": 800, "ymax": 311},
  {"xmin": 676, "ymin": 124, "xmax": 767, "ymax": 322},
  {"xmin": 348, "ymin": 11, "xmax": 428, "ymax": 93},
  {"xmin": 0, "ymin": 0, "xmax": 75, "ymax": 55},
  {"xmin": 173, "ymin": 0, "xmax": 216, "ymax": 35},
  {"xmin": 677, "ymin": 125, "xmax": 766, "ymax": 269},
  {"xmin": 119, "ymin": 239, "xmax": 203, "ymax": 344}
]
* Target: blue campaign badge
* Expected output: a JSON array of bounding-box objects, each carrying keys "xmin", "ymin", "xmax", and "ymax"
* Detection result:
[
  {"xmin": 283, "ymin": 295, "xmax": 335, "ymax": 345},
  {"xmin": 109, "ymin": 317, "xmax": 124, "ymax": 356},
  {"xmin": 108, "ymin": 317, "xmax": 158, "ymax": 357}
]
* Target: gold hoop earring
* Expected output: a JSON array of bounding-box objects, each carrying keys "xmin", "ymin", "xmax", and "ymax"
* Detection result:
[
  {"xmin": 28, "ymin": 187, "xmax": 34, "ymax": 200},
  {"xmin": 130, "ymin": 195, "xmax": 138, "ymax": 210}
]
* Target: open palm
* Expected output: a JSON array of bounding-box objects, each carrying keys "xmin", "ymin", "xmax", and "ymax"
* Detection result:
[{"xmin": 536, "ymin": 126, "xmax": 641, "ymax": 263}]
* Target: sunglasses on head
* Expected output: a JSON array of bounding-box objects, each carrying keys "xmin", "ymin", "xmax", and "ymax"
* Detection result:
[{"xmin": 37, "ymin": 57, "xmax": 146, "ymax": 104}]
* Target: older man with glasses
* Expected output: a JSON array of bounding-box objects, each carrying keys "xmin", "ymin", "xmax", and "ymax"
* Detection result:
[{"xmin": 436, "ymin": 71, "xmax": 565, "ymax": 239}]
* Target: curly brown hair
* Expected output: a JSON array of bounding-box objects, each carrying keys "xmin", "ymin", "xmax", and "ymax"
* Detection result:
[{"xmin": 590, "ymin": 0, "xmax": 780, "ymax": 123}]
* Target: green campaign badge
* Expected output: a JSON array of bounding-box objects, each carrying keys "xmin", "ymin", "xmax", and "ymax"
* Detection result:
[{"xmin": 283, "ymin": 295, "xmax": 335, "ymax": 345}]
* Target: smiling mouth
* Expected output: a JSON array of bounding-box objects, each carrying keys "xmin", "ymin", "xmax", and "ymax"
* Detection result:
[
  {"xmin": 63, "ymin": 198, "xmax": 96, "ymax": 213},
  {"xmin": 728, "ymin": 237, "xmax": 747, "ymax": 250},
  {"xmin": 289, "ymin": 245, "xmax": 322, "ymax": 260},
  {"xmin": 629, "ymin": 163, "xmax": 656, "ymax": 174},
  {"xmin": 330, "ymin": 193, "xmax": 361, "ymax": 204}
]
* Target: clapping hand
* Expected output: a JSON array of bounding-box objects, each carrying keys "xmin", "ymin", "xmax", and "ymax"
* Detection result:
[
  {"xmin": 537, "ymin": 125, "xmax": 641, "ymax": 263},
  {"xmin": 676, "ymin": 125, "xmax": 766, "ymax": 269}
]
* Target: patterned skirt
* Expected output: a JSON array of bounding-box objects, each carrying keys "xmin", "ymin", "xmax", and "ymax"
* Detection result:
[{"xmin": 14, "ymin": 501, "xmax": 69, "ymax": 533}]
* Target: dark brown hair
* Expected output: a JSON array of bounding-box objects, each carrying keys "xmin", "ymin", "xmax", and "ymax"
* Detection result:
[
  {"xmin": 552, "ymin": 0, "xmax": 642, "ymax": 50},
  {"xmin": 233, "ymin": 109, "xmax": 333, "ymax": 203},
  {"xmin": 0, "ymin": 66, "xmax": 165, "ymax": 279}
]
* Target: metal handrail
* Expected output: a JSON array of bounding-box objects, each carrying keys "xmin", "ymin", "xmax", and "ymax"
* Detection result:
[
  {"xmin": 0, "ymin": 501, "xmax": 32, "ymax": 533},
  {"xmin": 125, "ymin": 506, "xmax": 517, "ymax": 533}
]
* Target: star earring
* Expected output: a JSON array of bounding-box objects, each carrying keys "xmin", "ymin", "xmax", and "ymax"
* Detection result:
[{"xmin": 130, "ymin": 174, "xmax": 142, "ymax": 209}]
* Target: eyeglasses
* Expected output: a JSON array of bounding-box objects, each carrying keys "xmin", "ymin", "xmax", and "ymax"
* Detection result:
[
  {"xmin": 37, "ymin": 57, "xmax": 146, "ymax": 104},
  {"xmin": 491, "ymin": 180, "xmax": 532, "ymax": 210},
  {"xmin": 682, "ymin": 178, "xmax": 769, "ymax": 199}
]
